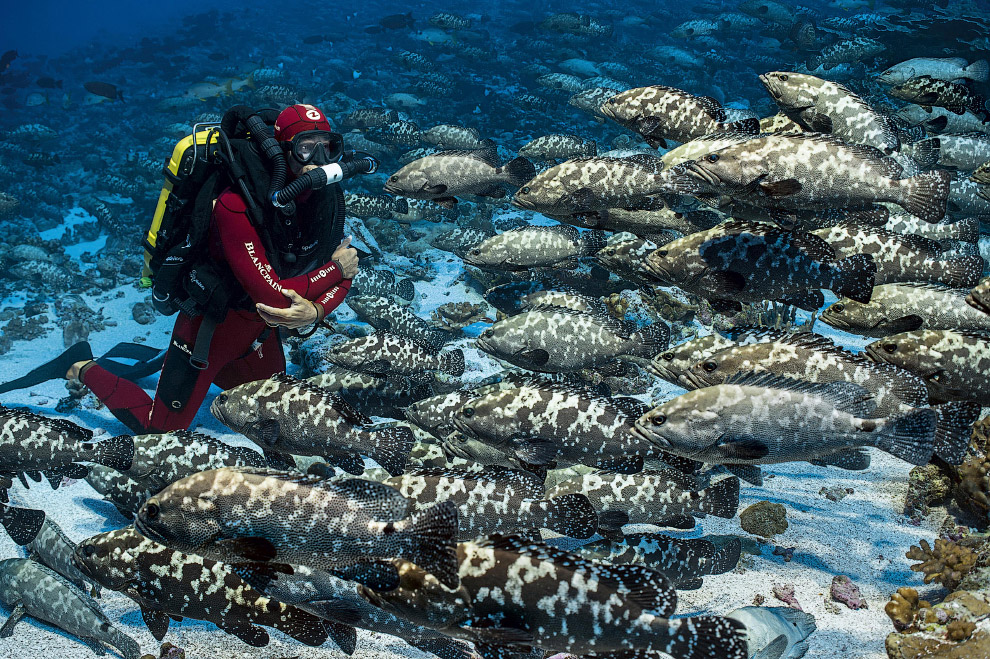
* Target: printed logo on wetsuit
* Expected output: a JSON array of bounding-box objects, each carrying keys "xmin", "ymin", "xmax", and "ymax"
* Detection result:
[{"xmin": 244, "ymin": 241, "xmax": 283, "ymax": 292}]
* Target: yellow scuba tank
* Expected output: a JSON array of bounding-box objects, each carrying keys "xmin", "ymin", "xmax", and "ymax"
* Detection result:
[{"xmin": 140, "ymin": 124, "xmax": 222, "ymax": 286}]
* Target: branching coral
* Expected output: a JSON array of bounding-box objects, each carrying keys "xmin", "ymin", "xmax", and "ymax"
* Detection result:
[
  {"xmin": 885, "ymin": 587, "xmax": 931, "ymax": 632},
  {"xmin": 906, "ymin": 539, "xmax": 977, "ymax": 591},
  {"xmin": 957, "ymin": 455, "xmax": 990, "ymax": 516}
]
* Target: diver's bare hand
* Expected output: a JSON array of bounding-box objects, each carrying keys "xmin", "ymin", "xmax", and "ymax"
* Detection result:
[
  {"xmin": 332, "ymin": 236, "xmax": 359, "ymax": 279},
  {"xmin": 256, "ymin": 289, "xmax": 319, "ymax": 329}
]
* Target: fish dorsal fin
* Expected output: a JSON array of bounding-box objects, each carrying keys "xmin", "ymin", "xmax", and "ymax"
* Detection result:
[
  {"xmin": 828, "ymin": 221, "xmax": 942, "ymax": 255},
  {"xmin": 703, "ymin": 220, "xmax": 836, "ymax": 263},
  {"xmin": 372, "ymin": 328, "xmax": 443, "ymax": 355},
  {"xmin": 891, "ymin": 283, "xmax": 970, "ymax": 297},
  {"xmin": 0, "ymin": 407, "xmax": 92, "ymax": 441},
  {"xmin": 949, "ymin": 330, "xmax": 990, "ymax": 343},
  {"xmin": 524, "ymin": 304, "xmax": 638, "ymax": 338},
  {"xmin": 481, "ymin": 533, "xmax": 677, "ymax": 614},
  {"xmin": 697, "ymin": 95, "xmax": 726, "ymax": 122},
  {"xmin": 272, "ymin": 372, "xmax": 374, "ymax": 425},
  {"xmin": 725, "ymin": 372, "xmax": 876, "ymax": 415},
  {"xmin": 407, "ymin": 466, "xmax": 545, "ymax": 497},
  {"xmin": 609, "ymin": 396, "xmax": 651, "ymax": 419},
  {"xmin": 622, "ymin": 152, "xmax": 666, "ymax": 174},
  {"xmin": 439, "ymin": 148, "xmax": 499, "ymax": 167},
  {"xmin": 332, "ymin": 478, "xmax": 411, "ymax": 520}
]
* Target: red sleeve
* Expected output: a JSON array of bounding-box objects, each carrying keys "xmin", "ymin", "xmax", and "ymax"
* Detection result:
[
  {"xmin": 314, "ymin": 279, "xmax": 351, "ymax": 320},
  {"xmin": 214, "ymin": 191, "xmax": 344, "ymax": 308}
]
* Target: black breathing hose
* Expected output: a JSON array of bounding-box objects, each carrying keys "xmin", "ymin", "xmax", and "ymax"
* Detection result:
[{"xmin": 272, "ymin": 151, "xmax": 379, "ymax": 209}]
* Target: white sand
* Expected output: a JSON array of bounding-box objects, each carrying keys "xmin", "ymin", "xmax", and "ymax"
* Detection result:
[{"xmin": 0, "ymin": 210, "xmax": 944, "ymax": 658}]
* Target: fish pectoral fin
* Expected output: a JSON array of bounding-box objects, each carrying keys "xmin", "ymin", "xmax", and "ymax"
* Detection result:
[
  {"xmin": 882, "ymin": 315, "xmax": 925, "ymax": 334},
  {"xmin": 248, "ymin": 419, "xmax": 281, "ymax": 447},
  {"xmin": 140, "ymin": 605, "xmax": 171, "ymax": 641},
  {"xmin": 0, "ymin": 603, "xmax": 25, "ymax": 638},
  {"xmin": 562, "ymin": 187, "xmax": 598, "ymax": 213},
  {"xmin": 759, "ymin": 178, "xmax": 803, "ymax": 197},
  {"xmin": 302, "ymin": 598, "xmax": 364, "ymax": 626},
  {"xmin": 510, "ymin": 436, "xmax": 558, "ymax": 465},
  {"xmin": 168, "ymin": 614, "xmax": 184, "ymax": 622},
  {"xmin": 221, "ymin": 622, "xmax": 270, "ymax": 647},
  {"xmin": 597, "ymin": 509, "xmax": 630, "ymax": 531},
  {"xmin": 463, "ymin": 623, "xmax": 535, "ymax": 646},
  {"xmin": 753, "ymin": 634, "xmax": 790, "ymax": 659},
  {"xmin": 705, "ymin": 270, "xmax": 747, "ymax": 295},
  {"xmin": 776, "ymin": 291, "xmax": 824, "ymax": 312},
  {"xmin": 324, "ymin": 449, "xmax": 367, "ymax": 476},
  {"xmin": 333, "ymin": 561, "xmax": 400, "ymax": 592},
  {"xmin": 517, "ymin": 348, "xmax": 550, "ymax": 367},
  {"xmin": 811, "ymin": 447, "xmax": 871, "ymax": 471},
  {"xmin": 217, "ymin": 536, "xmax": 279, "ymax": 562},
  {"xmin": 658, "ymin": 514, "xmax": 697, "ymax": 530},
  {"xmin": 725, "ymin": 463, "xmax": 764, "ymax": 486},
  {"xmin": 716, "ymin": 435, "xmax": 771, "ymax": 460},
  {"xmin": 262, "ymin": 448, "xmax": 296, "ymax": 470},
  {"xmin": 81, "ymin": 637, "xmax": 108, "ymax": 656},
  {"xmin": 423, "ymin": 183, "xmax": 448, "ymax": 195}
]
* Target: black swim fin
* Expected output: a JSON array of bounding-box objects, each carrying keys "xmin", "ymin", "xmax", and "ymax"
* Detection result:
[
  {"xmin": 0, "ymin": 342, "xmax": 93, "ymax": 395},
  {"xmin": 95, "ymin": 343, "xmax": 167, "ymax": 380}
]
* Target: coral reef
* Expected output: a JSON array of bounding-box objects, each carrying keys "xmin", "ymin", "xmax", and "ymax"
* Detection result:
[
  {"xmin": 907, "ymin": 538, "xmax": 978, "ymax": 591},
  {"xmin": 885, "ymin": 587, "xmax": 931, "ymax": 633},
  {"xmin": 739, "ymin": 500, "xmax": 788, "ymax": 538}
]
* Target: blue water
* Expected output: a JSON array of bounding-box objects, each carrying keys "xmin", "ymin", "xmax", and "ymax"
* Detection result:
[{"xmin": 0, "ymin": 1, "xmax": 988, "ymax": 658}]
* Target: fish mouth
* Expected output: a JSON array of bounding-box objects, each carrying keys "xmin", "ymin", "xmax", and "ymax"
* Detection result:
[
  {"xmin": 474, "ymin": 337, "xmax": 496, "ymax": 356},
  {"xmin": 630, "ymin": 422, "xmax": 670, "ymax": 448},
  {"xmin": 451, "ymin": 416, "xmax": 474, "ymax": 437},
  {"xmin": 863, "ymin": 344, "xmax": 888, "ymax": 364},
  {"xmin": 383, "ymin": 182, "xmax": 405, "ymax": 196},
  {"xmin": 680, "ymin": 371, "xmax": 708, "ymax": 390},
  {"xmin": 511, "ymin": 195, "xmax": 536, "ymax": 210}
]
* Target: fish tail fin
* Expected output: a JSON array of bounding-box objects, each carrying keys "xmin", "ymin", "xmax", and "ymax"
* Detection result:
[
  {"xmin": 274, "ymin": 607, "xmax": 333, "ymax": 647},
  {"xmin": 439, "ymin": 349, "xmax": 465, "ymax": 377},
  {"xmin": 543, "ymin": 493, "xmax": 598, "ymax": 538},
  {"xmin": 876, "ymin": 408, "xmax": 936, "ymax": 466},
  {"xmin": 898, "ymin": 169, "xmax": 951, "ymax": 222},
  {"xmin": 900, "ymin": 137, "xmax": 940, "ymax": 169},
  {"xmin": 401, "ymin": 501, "xmax": 459, "ymax": 589},
  {"xmin": 93, "ymin": 434, "xmax": 135, "ymax": 471},
  {"xmin": 707, "ymin": 537, "xmax": 742, "ymax": 575},
  {"xmin": 932, "ymin": 401, "xmax": 980, "ymax": 465},
  {"xmin": 108, "ymin": 628, "xmax": 142, "ymax": 659},
  {"xmin": 661, "ymin": 615, "xmax": 749, "ymax": 659},
  {"xmin": 395, "ymin": 277, "xmax": 416, "ymax": 301},
  {"xmin": 367, "ymin": 425, "xmax": 414, "ymax": 477},
  {"xmin": 966, "ymin": 59, "xmax": 990, "ymax": 83},
  {"xmin": 699, "ymin": 475, "xmax": 740, "ymax": 519},
  {"xmin": 582, "ymin": 229, "xmax": 608, "ymax": 254},
  {"xmin": 0, "ymin": 503, "xmax": 44, "ymax": 546},
  {"xmin": 937, "ymin": 255, "xmax": 985, "ymax": 288},
  {"xmin": 716, "ymin": 117, "xmax": 760, "ymax": 134},
  {"xmin": 245, "ymin": 71, "xmax": 256, "ymax": 90},
  {"xmin": 832, "ymin": 253, "xmax": 876, "ymax": 303},
  {"xmin": 945, "ymin": 217, "xmax": 980, "ymax": 243},
  {"xmin": 634, "ymin": 320, "xmax": 671, "ymax": 358},
  {"xmin": 503, "ymin": 156, "xmax": 536, "ymax": 186}
]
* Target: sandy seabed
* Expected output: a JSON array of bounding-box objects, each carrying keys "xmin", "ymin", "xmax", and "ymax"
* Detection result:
[{"xmin": 0, "ymin": 211, "xmax": 949, "ymax": 659}]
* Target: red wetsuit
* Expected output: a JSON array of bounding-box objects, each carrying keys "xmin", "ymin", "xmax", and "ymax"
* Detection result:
[{"xmin": 82, "ymin": 188, "xmax": 350, "ymax": 433}]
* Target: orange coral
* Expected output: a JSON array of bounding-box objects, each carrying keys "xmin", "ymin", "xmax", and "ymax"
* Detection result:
[{"xmin": 907, "ymin": 539, "xmax": 977, "ymax": 591}]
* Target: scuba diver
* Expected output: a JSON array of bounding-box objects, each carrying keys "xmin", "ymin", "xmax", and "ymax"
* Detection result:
[{"xmin": 0, "ymin": 104, "xmax": 376, "ymax": 433}]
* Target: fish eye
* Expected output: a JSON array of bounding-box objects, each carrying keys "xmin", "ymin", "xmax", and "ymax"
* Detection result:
[
  {"xmin": 481, "ymin": 329, "xmax": 493, "ymax": 338},
  {"xmin": 469, "ymin": 248, "xmax": 481, "ymax": 255},
  {"xmin": 82, "ymin": 544, "xmax": 96, "ymax": 558},
  {"xmin": 660, "ymin": 351, "xmax": 674, "ymax": 361},
  {"xmin": 657, "ymin": 249, "xmax": 668, "ymax": 258},
  {"xmin": 831, "ymin": 303, "xmax": 845, "ymax": 313},
  {"xmin": 882, "ymin": 342, "xmax": 897, "ymax": 354},
  {"xmin": 218, "ymin": 394, "xmax": 228, "ymax": 404},
  {"xmin": 702, "ymin": 361, "xmax": 717, "ymax": 372},
  {"xmin": 651, "ymin": 414, "xmax": 667, "ymax": 425},
  {"xmin": 778, "ymin": 74, "xmax": 789, "ymax": 81},
  {"xmin": 519, "ymin": 186, "xmax": 530, "ymax": 195},
  {"xmin": 706, "ymin": 153, "xmax": 719, "ymax": 163},
  {"xmin": 389, "ymin": 175, "xmax": 398, "ymax": 182},
  {"xmin": 674, "ymin": 213, "xmax": 683, "ymax": 219},
  {"xmin": 463, "ymin": 407, "xmax": 475, "ymax": 418},
  {"xmin": 145, "ymin": 502, "xmax": 160, "ymax": 521}
]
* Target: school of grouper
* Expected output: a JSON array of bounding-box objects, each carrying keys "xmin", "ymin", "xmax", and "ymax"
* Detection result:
[{"xmin": 2, "ymin": 2, "xmax": 990, "ymax": 659}]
